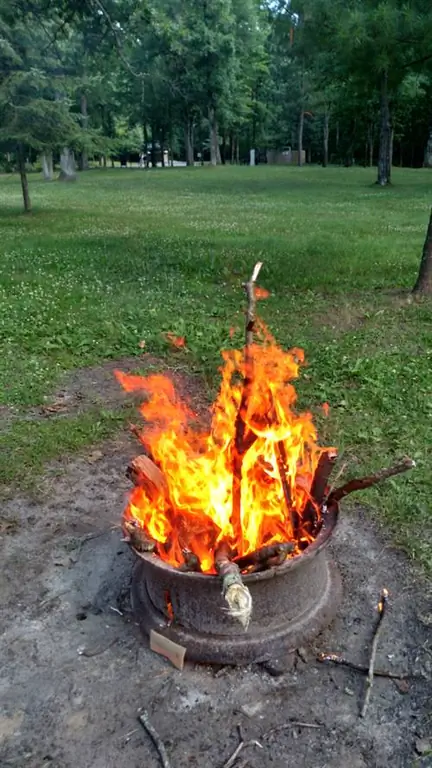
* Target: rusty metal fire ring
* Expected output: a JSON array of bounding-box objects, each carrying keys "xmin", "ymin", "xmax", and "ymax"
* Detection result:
[{"xmin": 131, "ymin": 502, "xmax": 342, "ymax": 665}]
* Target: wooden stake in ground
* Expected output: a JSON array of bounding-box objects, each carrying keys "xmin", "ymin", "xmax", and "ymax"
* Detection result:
[
  {"xmin": 215, "ymin": 540, "xmax": 252, "ymax": 630},
  {"xmin": 328, "ymin": 457, "xmax": 415, "ymax": 505},
  {"xmin": 231, "ymin": 262, "xmax": 262, "ymax": 545},
  {"xmin": 361, "ymin": 588, "xmax": 389, "ymax": 717}
]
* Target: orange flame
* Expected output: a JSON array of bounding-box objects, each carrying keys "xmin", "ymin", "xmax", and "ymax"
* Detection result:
[{"xmin": 116, "ymin": 322, "xmax": 331, "ymax": 573}]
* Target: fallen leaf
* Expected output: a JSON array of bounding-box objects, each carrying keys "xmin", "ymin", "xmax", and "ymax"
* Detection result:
[
  {"xmin": 164, "ymin": 332, "xmax": 186, "ymax": 349},
  {"xmin": 229, "ymin": 326, "xmax": 236, "ymax": 339},
  {"xmin": 87, "ymin": 450, "xmax": 103, "ymax": 464}
]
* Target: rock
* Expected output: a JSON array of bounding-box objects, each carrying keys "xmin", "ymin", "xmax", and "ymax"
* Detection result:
[{"xmin": 415, "ymin": 737, "xmax": 432, "ymax": 756}]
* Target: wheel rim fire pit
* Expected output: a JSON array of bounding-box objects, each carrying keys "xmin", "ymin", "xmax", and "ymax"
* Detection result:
[
  {"xmin": 131, "ymin": 501, "xmax": 341, "ymax": 665},
  {"xmin": 116, "ymin": 262, "xmax": 415, "ymax": 667}
]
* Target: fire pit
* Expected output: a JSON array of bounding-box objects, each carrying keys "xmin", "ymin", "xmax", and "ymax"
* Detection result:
[
  {"xmin": 131, "ymin": 501, "xmax": 341, "ymax": 665},
  {"xmin": 116, "ymin": 262, "xmax": 414, "ymax": 666}
]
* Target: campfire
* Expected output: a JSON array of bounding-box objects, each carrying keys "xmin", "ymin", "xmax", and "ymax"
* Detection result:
[{"xmin": 116, "ymin": 263, "xmax": 414, "ymax": 652}]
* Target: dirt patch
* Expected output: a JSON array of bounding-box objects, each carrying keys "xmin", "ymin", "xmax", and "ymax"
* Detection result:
[
  {"xmin": 0, "ymin": 433, "xmax": 431, "ymax": 768},
  {"xmin": 1, "ymin": 354, "xmax": 211, "ymax": 427}
]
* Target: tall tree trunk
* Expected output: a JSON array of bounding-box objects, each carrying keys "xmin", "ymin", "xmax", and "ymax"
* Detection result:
[
  {"xmin": 235, "ymin": 137, "xmax": 240, "ymax": 165},
  {"xmin": 184, "ymin": 119, "xmax": 194, "ymax": 166},
  {"xmin": 377, "ymin": 71, "xmax": 391, "ymax": 185},
  {"xmin": 413, "ymin": 208, "xmax": 432, "ymax": 295},
  {"xmin": 399, "ymin": 141, "xmax": 403, "ymax": 167},
  {"xmin": 17, "ymin": 144, "xmax": 31, "ymax": 213},
  {"xmin": 298, "ymin": 109, "xmax": 304, "ymax": 166},
  {"xmin": 322, "ymin": 110, "xmax": 329, "ymax": 167},
  {"xmin": 336, "ymin": 120, "xmax": 340, "ymax": 151},
  {"xmin": 208, "ymin": 106, "xmax": 221, "ymax": 166},
  {"xmin": 160, "ymin": 129, "xmax": 165, "ymax": 167},
  {"xmin": 79, "ymin": 94, "xmax": 89, "ymax": 171},
  {"xmin": 41, "ymin": 151, "xmax": 53, "ymax": 180},
  {"xmin": 59, "ymin": 148, "xmax": 76, "ymax": 181},
  {"xmin": 367, "ymin": 123, "xmax": 374, "ymax": 167},
  {"xmin": 103, "ymin": 154, "xmax": 107, "ymax": 168},
  {"xmin": 423, "ymin": 128, "xmax": 432, "ymax": 167},
  {"xmin": 150, "ymin": 123, "xmax": 157, "ymax": 167},
  {"xmin": 230, "ymin": 132, "xmax": 235, "ymax": 164},
  {"xmin": 111, "ymin": 157, "xmax": 115, "ymax": 168}
]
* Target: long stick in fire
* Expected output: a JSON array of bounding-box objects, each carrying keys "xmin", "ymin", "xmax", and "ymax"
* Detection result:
[
  {"xmin": 215, "ymin": 541, "xmax": 252, "ymax": 630},
  {"xmin": 328, "ymin": 456, "xmax": 415, "ymax": 505},
  {"xmin": 231, "ymin": 261, "xmax": 263, "ymax": 544}
]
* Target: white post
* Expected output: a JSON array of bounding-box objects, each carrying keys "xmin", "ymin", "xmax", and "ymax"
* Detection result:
[{"xmin": 249, "ymin": 148, "xmax": 256, "ymax": 166}]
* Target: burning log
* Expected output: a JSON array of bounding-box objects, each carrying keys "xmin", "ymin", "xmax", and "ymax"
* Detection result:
[
  {"xmin": 179, "ymin": 548, "xmax": 202, "ymax": 572},
  {"xmin": 328, "ymin": 456, "xmax": 415, "ymax": 504},
  {"xmin": 126, "ymin": 454, "xmax": 168, "ymax": 498},
  {"xmin": 214, "ymin": 541, "xmax": 252, "ymax": 630},
  {"xmin": 234, "ymin": 541, "xmax": 295, "ymax": 572},
  {"xmin": 302, "ymin": 449, "xmax": 338, "ymax": 533},
  {"xmin": 231, "ymin": 261, "xmax": 263, "ymax": 544},
  {"xmin": 275, "ymin": 440, "xmax": 298, "ymax": 536},
  {"xmin": 361, "ymin": 588, "xmax": 389, "ymax": 717},
  {"xmin": 122, "ymin": 519, "xmax": 156, "ymax": 553}
]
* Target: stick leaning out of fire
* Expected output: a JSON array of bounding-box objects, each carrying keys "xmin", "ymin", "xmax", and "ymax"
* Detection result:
[
  {"xmin": 215, "ymin": 541, "xmax": 252, "ymax": 630},
  {"xmin": 231, "ymin": 261, "xmax": 263, "ymax": 544},
  {"xmin": 328, "ymin": 456, "xmax": 415, "ymax": 505}
]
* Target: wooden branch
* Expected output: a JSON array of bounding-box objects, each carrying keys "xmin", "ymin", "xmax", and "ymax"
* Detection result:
[
  {"xmin": 231, "ymin": 262, "xmax": 263, "ymax": 545},
  {"xmin": 275, "ymin": 440, "xmax": 298, "ymax": 536},
  {"xmin": 223, "ymin": 726, "xmax": 263, "ymax": 768},
  {"xmin": 179, "ymin": 548, "xmax": 202, "ymax": 572},
  {"xmin": 262, "ymin": 721, "xmax": 323, "ymax": 739},
  {"xmin": 361, "ymin": 588, "xmax": 389, "ymax": 718},
  {"xmin": 316, "ymin": 652, "xmax": 412, "ymax": 680},
  {"xmin": 328, "ymin": 457, "xmax": 415, "ymax": 504},
  {"xmin": 122, "ymin": 520, "xmax": 156, "ymax": 553},
  {"xmin": 234, "ymin": 541, "xmax": 295, "ymax": 572},
  {"xmin": 126, "ymin": 454, "xmax": 168, "ymax": 498},
  {"xmin": 215, "ymin": 541, "xmax": 252, "ymax": 630},
  {"xmin": 302, "ymin": 449, "xmax": 337, "ymax": 532},
  {"xmin": 138, "ymin": 710, "xmax": 172, "ymax": 768}
]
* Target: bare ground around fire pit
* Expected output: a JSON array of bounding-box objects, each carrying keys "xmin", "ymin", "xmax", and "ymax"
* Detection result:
[{"xmin": 0, "ymin": 434, "xmax": 431, "ymax": 768}]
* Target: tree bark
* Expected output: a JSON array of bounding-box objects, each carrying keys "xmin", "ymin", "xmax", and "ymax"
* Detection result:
[
  {"xmin": 59, "ymin": 148, "xmax": 76, "ymax": 181},
  {"xmin": 423, "ymin": 128, "xmax": 432, "ymax": 167},
  {"xmin": 323, "ymin": 109, "xmax": 329, "ymax": 167},
  {"xmin": 17, "ymin": 144, "xmax": 31, "ymax": 213},
  {"xmin": 184, "ymin": 119, "xmax": 194, "ymax": 166},
  {"xmin": 150, "ymin": 124, "xmax": 157, "ymax": 168},
  {"xmin": 79, "ymin": 94, "xmax": 89, "ymax": 171},
  {"xmin": 367, "ymin": 122, "xmax": 374, "ymax": 167},
  {"xmin": 377, "ymin": 71, "xmax": 392, "ymax": 185},
  {"xmin": 103, "ymin": 154, "xmax": 107, "ymax": 168},
  {"xmin": 41, "ymin": 151, "xmax": 53, "ymax": 180},
  {"xmin": 413, "ymin": 207, "xmax": 432, "ymax": 295},
  {"xmin": 208, "ymin": 106, "xmax": 221, "ymax": 166},
  {"xmin": 298, "ymin": 108, "xmax": 304, "ymax": 166}
]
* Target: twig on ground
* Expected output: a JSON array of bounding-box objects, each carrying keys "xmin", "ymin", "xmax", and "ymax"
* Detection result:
[
  {"xmin": 231, "ymin": 262, "xmax": 262, "ymax": 545},
  {"xmin": 361, "ymin": 588, "xmax": 390, "ymax": 717},
  {"xmin": 261, "ymin": 721, "xmax": 323, "ymax": 739},
  {"xmin": 215, "ymin": 541, "xmax": 252, "ymax": 629},
  {"xmin": 328, "ymin": 457, "xmax": 415, "ymax": 504},
  {"xmin": 317, "ymin": 652, "xmax": 412, "ymax": 680},
  {"xmin": 138, "ymin": 709, "xmax": 172, "ymax": 768},
  {"xmin": 222, "ymin": 732, "xmax": 263, "ymax": 768}
]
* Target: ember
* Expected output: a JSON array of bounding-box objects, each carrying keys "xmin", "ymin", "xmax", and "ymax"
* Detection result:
[{"xmin": 116, "ymin": 265, "xmax": 333, "ymax": 576}]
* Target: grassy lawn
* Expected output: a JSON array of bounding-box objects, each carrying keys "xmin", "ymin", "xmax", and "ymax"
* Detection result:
[{"xmin": 0, "ymin": 165, "xmax": 431, "ymax": 567}]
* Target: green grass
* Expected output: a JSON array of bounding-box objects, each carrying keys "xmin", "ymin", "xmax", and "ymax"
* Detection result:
[{"xmin": 0, "ymin": 166, "xmax": 431, "ymax": 567}]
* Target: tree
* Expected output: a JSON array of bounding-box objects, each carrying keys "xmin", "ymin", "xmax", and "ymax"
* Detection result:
[
  {"xmin": 413, "ymin": 208, "xmax": 432, "ymax": 295},
  {"xmin": 0, "ymin": 1, "xmax": 86, "ymax": 209}
]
